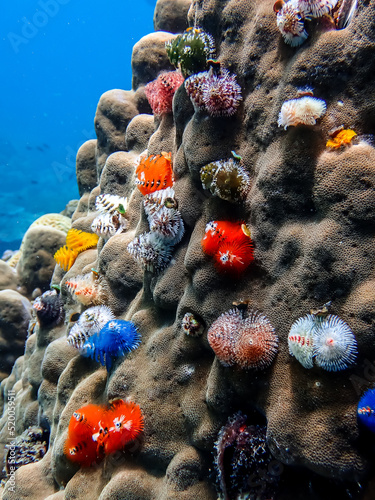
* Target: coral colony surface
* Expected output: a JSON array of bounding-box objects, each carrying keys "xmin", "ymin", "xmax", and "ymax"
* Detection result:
[{"xmin": 1, "ymin": 0, "xmax": 375, "ymax": 499}]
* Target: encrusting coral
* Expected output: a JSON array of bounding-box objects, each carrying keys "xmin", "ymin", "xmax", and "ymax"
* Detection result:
[
  {"xmin": 1, "ymin": 0, "xmax": 375, "ymax": 499},
  {"xmin": 64, "ymin": 399, "xmax": 143, "ymax": 466}
]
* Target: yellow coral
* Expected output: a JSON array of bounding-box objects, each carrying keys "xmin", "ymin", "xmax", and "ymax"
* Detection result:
[
  {"xmin": 65, "ymin": 229, "xmax": 99, "ymax": 252},
  {"xmin": 326, "ymin": 129, "xmax": 357, "ymax": 149},
  {"xmin": 54, "ymin": 246, "xmax": 79, "ymax": 271}
]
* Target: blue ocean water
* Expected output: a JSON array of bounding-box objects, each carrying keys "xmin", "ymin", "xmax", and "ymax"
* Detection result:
[{"xmin": 0, "ymin": 0, "xmax": 155, "ymax": 255}]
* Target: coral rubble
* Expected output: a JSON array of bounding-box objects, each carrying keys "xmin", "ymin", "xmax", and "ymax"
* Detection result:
[{"xmin": 1, "ymin": 0, "xmax": 375, "ymax": 499}]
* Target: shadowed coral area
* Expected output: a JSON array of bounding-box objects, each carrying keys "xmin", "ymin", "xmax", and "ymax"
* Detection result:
[{"xmin": 1, "ymin": 0, "xmax": 375, "ymax": 499}]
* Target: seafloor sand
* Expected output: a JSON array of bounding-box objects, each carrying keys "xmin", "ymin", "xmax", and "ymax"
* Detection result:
[{"xmin": 0, "ymin": 0, "xmax": 375, "ymax": 499}]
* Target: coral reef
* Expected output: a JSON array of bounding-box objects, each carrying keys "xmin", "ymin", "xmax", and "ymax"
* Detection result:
[
  {"xmin": 0, "ymin": 261, "xmax": 18, "ymax": 292},
  {"xmin": 153, "ymin": 0, "xmax": 191, "ymax": 33},
  {"xmin": 16, "ymin": 214, "xmax": 71, "ymax": 296},
  {"xmin": 1, "ymin": 0, "xmax": 375, "ymax": 499}
]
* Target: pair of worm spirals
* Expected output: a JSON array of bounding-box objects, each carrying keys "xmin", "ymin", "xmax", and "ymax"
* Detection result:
[
  {"xmin": 207, "ymin": 308, "xmax": 278, "ymax": 370},
  {"xmin": 288, "ymin": 314, "xmax": 357, "ymax": 371},
  {"xmin": 208, "ymin": 309, "xmax": 357, "ymax": 373},
  {"xmin": 128, "ymin": 174, "xmax": 185, "ymax": 272}
]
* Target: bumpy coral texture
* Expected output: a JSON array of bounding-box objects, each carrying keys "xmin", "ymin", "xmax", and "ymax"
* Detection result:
[{"xmin": 1, "ymin": 0, "xmax": 375, "ymax": 499}]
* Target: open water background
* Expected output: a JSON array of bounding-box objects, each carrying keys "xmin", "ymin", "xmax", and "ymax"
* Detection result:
[{"xmin": 0, "ymin": 0, "xmax": 155, "ymax": 254}]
